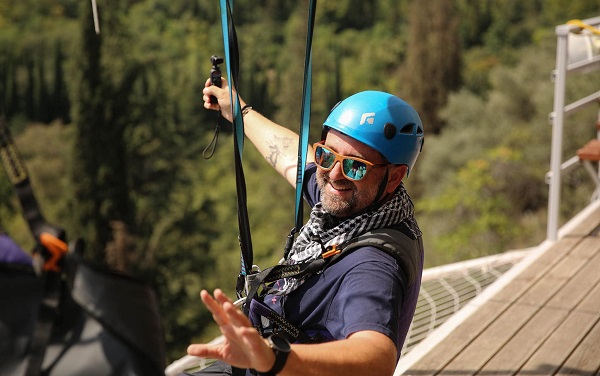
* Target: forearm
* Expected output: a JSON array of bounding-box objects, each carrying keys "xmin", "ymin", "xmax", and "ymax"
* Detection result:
[
  {"xmin": 241, "ymin": 108, "xmax": 301, "ymax": 187},
  {"xmin": 278, "ymin": 332, "xmax": 397, "ymax": 376}
]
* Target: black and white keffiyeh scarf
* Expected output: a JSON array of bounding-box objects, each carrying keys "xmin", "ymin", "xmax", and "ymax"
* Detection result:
[{"xmin": 271, "ymin": 183, "xmax": 416, "ymax": 296}]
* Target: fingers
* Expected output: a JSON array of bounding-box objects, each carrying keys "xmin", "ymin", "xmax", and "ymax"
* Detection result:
[
  {"xmin": 201, "ymin": 289, "xmax": 252, "ymax": 329},
  {"xmin": 200, "ymin": 289, "xmax": 229, "ymax": 327},
  {"xmin": 187, "ymin": 343, "xmax": 220, "ymax": 358},
  {"xmin": 193, "ymin": 289, "xmax": 275, "ymax": 371},
  {"xmin": 202, "ymin": 78, "xmax": 224, "ymax": 110}
]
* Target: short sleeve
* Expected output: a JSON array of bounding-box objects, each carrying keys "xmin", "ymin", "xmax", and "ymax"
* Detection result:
[{"xmin": 324, "ymin": 247, "xmax": 406, "ymax": 349}]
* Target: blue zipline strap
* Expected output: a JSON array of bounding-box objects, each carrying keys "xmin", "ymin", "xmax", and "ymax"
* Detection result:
[
  {"xmin": 294, "ymin": 0, "xmax": 317, "ymax": 234},
  {"xmin": 219, "ymin": 0, "xmax": 253, "ymax": 279},
  {"xmin": 219, "ymin": 0, "xmax": 244, "ymax": 154}
]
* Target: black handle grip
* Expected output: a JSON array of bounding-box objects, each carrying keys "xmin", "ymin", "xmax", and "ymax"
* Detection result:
[{"xmin": 210, "ymin": 55, "xmax": 223, "ymax": 104}]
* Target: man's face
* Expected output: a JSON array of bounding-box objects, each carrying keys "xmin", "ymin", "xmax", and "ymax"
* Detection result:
[{"xmin": 315, "ymin": 130, "xmax": 390, "ymax": 218}]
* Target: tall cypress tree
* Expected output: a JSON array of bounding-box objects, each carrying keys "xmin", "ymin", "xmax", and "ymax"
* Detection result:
[
  {"xmin": 69, "ymin": 0, "xmax": 105, "ymax": 262},
  {"xmin": 69, "ymin": 1, "xmax": 133, "ymax": 264},
  {"xmin": 403, "ymin": 0, "xmax": 461, "ymax": 135},
  {"xmin": 52, "ymin": 41, "xmax": 70, "ymax": 123}
]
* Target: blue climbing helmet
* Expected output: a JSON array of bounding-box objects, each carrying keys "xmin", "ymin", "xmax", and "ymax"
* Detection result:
[{"xmin": 323, "ymin": 91, "xmax": 424, "ymax": 176}]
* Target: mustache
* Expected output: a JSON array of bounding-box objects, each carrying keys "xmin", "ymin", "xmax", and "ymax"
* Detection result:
[{"xmin": 322, "ymin": 173, "xmax": 354, "ymax": 189}]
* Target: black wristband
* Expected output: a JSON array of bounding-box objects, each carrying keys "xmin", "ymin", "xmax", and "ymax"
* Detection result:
[
  {"xmin": 262, "ymin": 334, "xmax": 291, "ymax": 375},
  {"xmin": 241, "ymin": 105, "xmax": 253, "ymax": 117}
]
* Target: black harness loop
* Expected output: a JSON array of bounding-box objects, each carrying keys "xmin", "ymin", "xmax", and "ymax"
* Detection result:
[{"xmin": 1, "ymin": 114, "xmax": 68, "ymax": 376}]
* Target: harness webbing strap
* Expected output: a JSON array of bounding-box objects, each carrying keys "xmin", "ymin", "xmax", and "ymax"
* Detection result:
[
  {"xmin": 219, "ymin": 0, "xmax": 253, "ymax": 283},
  {"xmin": 215, "ymin": 0, "xmax": 317, "ymax": 371},
  {"xmin": 292, "ymin": 0, "xmax": 317, "ymax": 240},
  {"xmin": 216, "ymin": 5, "xmax": 254, "ymax": 376}
]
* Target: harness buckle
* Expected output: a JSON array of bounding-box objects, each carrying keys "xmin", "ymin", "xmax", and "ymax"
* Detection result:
[
  {"xmin": 322, "ymin": 245, "xmax": 341, "ymax": 259},
  {"xmin": 39, "ymin": 232, "xmax": 68, "ymax": 272}
]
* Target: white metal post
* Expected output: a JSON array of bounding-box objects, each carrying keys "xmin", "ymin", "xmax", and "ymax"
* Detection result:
[{"xmin": 547, "ymin": 25, "xmax": 570, "ymax": 241}]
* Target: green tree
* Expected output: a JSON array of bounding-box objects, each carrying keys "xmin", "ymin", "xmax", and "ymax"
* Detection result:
[
  {"xmin": 402, "ymin": 0, "xmax": 461, "ymax": 135},
  {"xmin": 419, "ymin": 148, "xmax": 524, "ymax": 264},
  {"xmin": 68, "ymin": 1, "xmax": 138, "ymax": 262}
]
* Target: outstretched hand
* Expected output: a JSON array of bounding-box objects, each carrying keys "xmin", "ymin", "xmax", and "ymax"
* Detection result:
[{"xmin": 187, "ymin": 289, "xmax": 275, "ymax": 373}]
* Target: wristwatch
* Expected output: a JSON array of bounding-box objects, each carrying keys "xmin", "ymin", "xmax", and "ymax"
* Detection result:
[{"xmin": 263, "ymin": 334, "xmax": 291, "ymax": 375}]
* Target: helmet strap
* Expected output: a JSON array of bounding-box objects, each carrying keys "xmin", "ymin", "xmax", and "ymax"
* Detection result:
[
  {"xmin": 375, "ymin": 167, "xmax": 391, "ymax": 203},
  {"xmin": 359, "ymin": 167, "xmax": 391, "ymax": 215}
]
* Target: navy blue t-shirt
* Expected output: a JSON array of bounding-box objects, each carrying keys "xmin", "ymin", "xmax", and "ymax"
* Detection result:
[{"xmin": 260, "ymin": 164, "xmax": 423, "ymax": 359}]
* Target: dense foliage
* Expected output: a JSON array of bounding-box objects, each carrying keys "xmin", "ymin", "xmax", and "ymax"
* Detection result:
[{"xmin": 1, "ymin": 0, "xmax": 600, "ymax": 362}]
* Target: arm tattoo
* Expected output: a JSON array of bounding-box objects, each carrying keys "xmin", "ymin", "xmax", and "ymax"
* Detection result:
[{"xmin": 266, "ymin": 135, "xmax": 294, "ymax": 169}]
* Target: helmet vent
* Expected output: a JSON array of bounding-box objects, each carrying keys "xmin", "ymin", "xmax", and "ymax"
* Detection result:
[
  {"xmin": 383, "ymin": 123, "xmax": 397, "ymax": 140},
  {"xmin": 400, "ymin": 123, "xmax": 415, "ymax": 134}
]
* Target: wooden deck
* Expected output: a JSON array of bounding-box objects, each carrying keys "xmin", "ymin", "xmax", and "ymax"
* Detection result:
[{"xmin": 397, "ymin": 201, "xmax": 600, "ymax": 376}]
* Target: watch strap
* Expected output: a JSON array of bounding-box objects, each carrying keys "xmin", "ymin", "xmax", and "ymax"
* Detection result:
[
  {"xmin": 263, "ymin": 335, "xmax": 291, "ymax": 375},
  {"xmin": 265, "ymin": 349, "xmax": 289, "ymax": 375}
]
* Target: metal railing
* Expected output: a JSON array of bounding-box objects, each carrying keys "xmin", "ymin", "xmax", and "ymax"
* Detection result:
[{"xmin": 546, "ymin": 16, "xmax": 600, "ymax": 241}]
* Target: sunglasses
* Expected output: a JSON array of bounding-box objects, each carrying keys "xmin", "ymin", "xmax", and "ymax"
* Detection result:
[{"xmin": 313, "ymin": 142, "xmax": 387, "ymax": 181}]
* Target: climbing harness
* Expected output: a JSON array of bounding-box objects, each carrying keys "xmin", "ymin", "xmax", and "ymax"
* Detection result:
[{"xmin": 245, "ymin": 225, "xmax": 423, "ymax": 344}]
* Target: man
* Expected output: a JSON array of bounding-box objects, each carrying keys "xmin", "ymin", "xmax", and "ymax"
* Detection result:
[
  {"xmin": 186, "ymin": 78, "xmax": 424, "ymax": 376},
  {"xmin": 0, "ymin": 229, "xmax": 32, "ymax": 265}
]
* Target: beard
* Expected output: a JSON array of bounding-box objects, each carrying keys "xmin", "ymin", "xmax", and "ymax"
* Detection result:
[{"xmin": 315, "ymin": 171, "xmax": 380, "ymax": 219}]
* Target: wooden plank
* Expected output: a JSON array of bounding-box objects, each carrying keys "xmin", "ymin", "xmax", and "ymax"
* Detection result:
[
  {"xmin": 404, "ymin": 301, "xmax": 510, "ymax": 375},
  {"xmin": 515, "ymin": 275, "xmax": 564, "ymax": 308},
  {"xmin": 493, "ymin": 238, "xmax": 583, "ymax": 306},
  {"xmin": 547, "ymin": 250, "xmax": 600, "ymax": 311},
  {"xmin": 480, "ymin": 306, "xmax": 569, "ymax": 375},
  {"xmin": 569, "ymin": 236, "xmax": 600, "ymax": 259},
  {"xmin": 563, "ymin": 205, "xmax": 600, "ymax": 238},
  {"xmin": 515, "ymin": 237, "xmax": 581, "ymax": 282},
  {"xmin": 437, "ymin": 303, "xmax": 539, "ymax": 375},
  {"xmin": 577, "ymin": 279, "xmax": 600, "ymax": 314},
  {"xmin": 490, "ymin": 278, "xmax": 532, "ymax": 304},
  {"xmin": 556, "ymin": 318, "xmax": 600, "ymax": 376},
  {"xmin": 517, "ymin": 310, "xmax": 599, "ymax": 375}
]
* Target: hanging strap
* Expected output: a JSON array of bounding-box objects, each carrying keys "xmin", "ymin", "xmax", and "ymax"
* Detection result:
[
  {"xmin": 285, "ymin": 0, "xmax": 317, "ymax": 260},
  {"xmin": 217, "ymin": 6, "xmax": 254, "ymax": 374},
  {"xmin": 218, "ymin": 0, "xmax": 254, "ymax": 294},
  {"xmin": 214, "ymin": 2, "xmax": 317, "ymax": 374}
]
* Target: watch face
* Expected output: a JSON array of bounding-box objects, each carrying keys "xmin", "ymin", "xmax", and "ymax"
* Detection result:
[{"xmin": 270, "ymin": 335, "xmax": 291, "ymax": 352}]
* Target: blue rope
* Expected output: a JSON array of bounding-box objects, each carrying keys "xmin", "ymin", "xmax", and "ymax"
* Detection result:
[
  {"xmin": 294, "ymin": 0, "xmax": 317, "ymax": 234},
  {"xmin": 219, "ymin": 0, "xmax": 244, "ymax": 155},
  {"xmin": 219, "ymin": 0, "xmax": 253, "ymax": 279}
]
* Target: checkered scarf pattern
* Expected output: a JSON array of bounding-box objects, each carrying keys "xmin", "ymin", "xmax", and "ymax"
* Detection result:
[{"xmin": 271, "ymin": 183, "xmax": 415, "ymax": 296}]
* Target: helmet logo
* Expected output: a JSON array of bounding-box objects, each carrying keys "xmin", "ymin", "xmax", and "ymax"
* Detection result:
[{"xmin": 359, "ymin": 112, "xmax": 376, "ymax": 125}]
